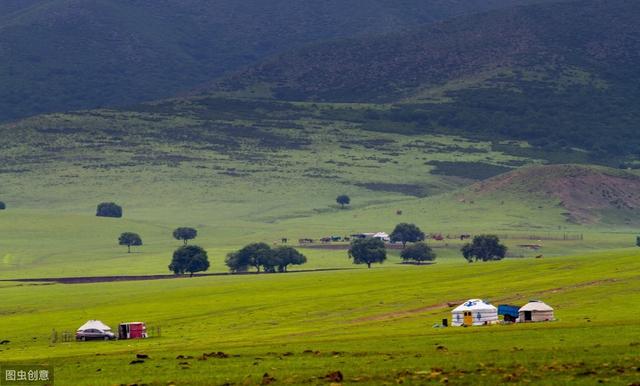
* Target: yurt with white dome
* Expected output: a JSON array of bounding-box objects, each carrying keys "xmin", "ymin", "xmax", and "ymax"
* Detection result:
[
  {"xmin": 451, "ymin": 299, "xmax": 498, "ymax": 326},
  {"xmin": 518, "ymin": 300, "xmax": 555, "ymax": 322}
]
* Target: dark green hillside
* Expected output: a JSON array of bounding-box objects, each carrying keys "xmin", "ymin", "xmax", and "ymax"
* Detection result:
[
  {"xmin": 216, "ymin": 0, "xmax": 640, "ymax": 156},
  {"xmin": 0, "ymin": 0, "xmax": 538, "ymax": 122}
]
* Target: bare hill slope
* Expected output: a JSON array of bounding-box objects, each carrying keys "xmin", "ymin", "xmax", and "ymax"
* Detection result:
[{"xmin": 469, "ymin": 164, "xmax": 640, "ymax": 224}]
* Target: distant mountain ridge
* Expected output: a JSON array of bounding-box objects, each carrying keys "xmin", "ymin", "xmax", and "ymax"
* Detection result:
[
  {"xmin": 0, "ymin": 0, "xmax": 540, "ymax": 121},
  {"xmin": 217, "ymin": 0, "xmax": 640, "ymax": 102},
  {"xmin": 214, "ymin": 0, "xmax": 640, "ymax": 156}
]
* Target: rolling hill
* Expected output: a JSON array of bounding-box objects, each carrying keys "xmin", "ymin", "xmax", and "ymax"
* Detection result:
[
  {"xmin": 467, "ymin": 164, "xmax": 640, "ymax": 225},
  {"xmin": 0, "ymin": 0, "xmax": 540, "ymax": 122},
  {"xmin": 215, "ymin": 0, "xmax": 640, "ymax": 156},
  {"xmin": 1, "ymin": 0, "xmax": 639, "ymax": 249}
]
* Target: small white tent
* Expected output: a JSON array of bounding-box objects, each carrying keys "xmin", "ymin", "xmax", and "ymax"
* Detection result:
[
  {"xmin": 77, "ymin": 320, "xmax": 112, "ymax": 333},
  {"xmin": 452, "ymin": 299, "xmax": 498, "ymax": 326},
  {"xmin": 519, "ymin": 301, "xmax": 554, "ymax": 322}
]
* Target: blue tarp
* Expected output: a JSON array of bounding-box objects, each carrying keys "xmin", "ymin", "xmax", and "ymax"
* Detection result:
[{"xmin": 498, "ymin": 305, "xmax": 520, "ymax": 318}]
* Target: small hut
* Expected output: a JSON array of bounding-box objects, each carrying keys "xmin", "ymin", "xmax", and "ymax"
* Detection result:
[
  {"xmin": 452, "ymin": 299, "xmax": 498, "ymax": 326},
  {"xmin": 518, "ymin": 300, "xmax": 554, "ymax": 322},
  {"xmin": 118, "ymin": 322, "xmax": 148, "ymax": 339},
  {"xmin": 498, "ymin": 304, "xmax": 520, "ymax": 323}
]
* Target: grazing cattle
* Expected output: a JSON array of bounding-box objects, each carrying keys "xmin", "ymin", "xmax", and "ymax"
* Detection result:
[
  {"xmin": 281, "ymin": 238, "xmax": 288, "ymax": 244},
  {"xmin": 320, "ymin": 237, "xmax": 332, "ymax": 243},
  {"xmin": 298, "ymin": 238, "xmax": 314, "ymax": 244}
]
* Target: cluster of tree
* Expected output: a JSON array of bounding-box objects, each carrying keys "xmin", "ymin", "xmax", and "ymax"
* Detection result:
[
  {"xmin": 390, "ymin": 223, "xmax": 425, "ymax": 247},
  {"xmin": 226, "ymin": 243, "xmax": 307, "ymax": 273},
  {"xmin": 400, "ymin": 242, "xmax": 436, "ymax": 264},
  {"xmin": 348, "ymin": 223, "xmax": 436, "ymax": 268},
  {"xmin": 0, "ymin": 201, "xmax": 5, "ymax": 210},
  {"xmin": 169, "ymin": 245, "xmax": 210, "ymax": 277},
  {"xmin": 348, "ymin": 237, "xmax": 387, "ymax": 268},
  {"xmin": 461, "ymin": 235, "xmax": 507, "ymax": 262},
  {"xmin": 166, "ymin": 227, "xmax": 208, "ymax": 276},
  {"xmin": 96, "ymin": 202, "xmax": 122, "ymax": 218}
]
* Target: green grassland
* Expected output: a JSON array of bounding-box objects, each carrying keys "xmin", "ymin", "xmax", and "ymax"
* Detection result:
[
  {"xmin": 0, "ymin": 101, "xmax": 554, "ymax": 278},
  {"xmin": 1, "ymin": 97, "xmax": 638, "ymax": 279},
  {"xmin": 2, "ymin": 97, "xmax": 640, "ymax": 385},
  {"xmin": 0, "ymin": 249, "xmax": 638, "ymax": 385}
]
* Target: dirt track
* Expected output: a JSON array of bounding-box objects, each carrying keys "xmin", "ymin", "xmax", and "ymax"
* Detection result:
[{"xmin": 0, "ymin": 268, "xmax": 354, "ymax": 285}]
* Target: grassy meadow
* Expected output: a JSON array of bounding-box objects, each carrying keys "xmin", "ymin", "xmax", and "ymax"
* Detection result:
[
  {"xmin": 0, "ymin": 249, "xmax": 638, "ymax": 385},
  {"xmin": 1, "ymin": 101, "xmax": 640, "ymax": 385}
]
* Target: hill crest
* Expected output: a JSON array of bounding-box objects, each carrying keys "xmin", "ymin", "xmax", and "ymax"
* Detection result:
[{"xmin": 468, "ymin": 164, "xmax": 640, "ymax": 224}]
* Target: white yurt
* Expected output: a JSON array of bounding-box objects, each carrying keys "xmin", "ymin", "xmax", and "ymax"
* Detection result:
[
  {"xmin": 77, "ymin": 320, "xmax": 112, "ymax": 333},
  {"xmin": 452, "ymin": 299, "xmax": 498, "ymax": 326},
  {"xmin": 518, "ymin": 300, "xmax": 554, "ymax": 322}
]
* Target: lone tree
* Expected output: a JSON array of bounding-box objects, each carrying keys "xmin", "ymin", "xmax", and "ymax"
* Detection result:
[
  {"xmin": 336, "ymin": 194, "xmax": 351, "ymax": 208},
  {"xmin": 348, "ymin": 237, "xmax": 387, "ymax": 268},
  {"xmin": 225, "ymin": 242, "xmax": 274, "ymax": 273},
  {"xmin": 272, "ymin": 246, "xmax": 307, "ymax": 272},
  {"xmin": 400, "ymin": 242, "xmax": 436, "ymax": 264},
  {"xmin": 118, "ymin": 232, "xmax": 142, "ymax": 253},
  {"xmin": 96, "ymin": 202, "xmax": 122, "ymax": 218},
  {"xmin": 390, "ymin": 223, "xmax": 425, "ymax": 247},
  {"xmin": 169, "ymin": 245, "xmax": 210, "ymax": 277},
  {"xmin": 461, "ymin": 235, "xmax": 507, "ymax": 262},
  {"xmin": 173, "ymin": 227, "xmax": 198, "ymax": 245},
  {"xmin": 0, "ymin": 201, "xmax": 5, "ymax": 210}
]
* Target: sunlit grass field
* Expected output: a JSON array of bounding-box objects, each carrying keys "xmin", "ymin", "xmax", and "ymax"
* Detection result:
[{"xmin": 0, "ymin": 249, "xmax": 638, "ymax": 385}]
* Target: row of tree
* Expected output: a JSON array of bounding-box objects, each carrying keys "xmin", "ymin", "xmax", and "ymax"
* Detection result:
[
  {"xmin": 226, "ymin": 243, "xmax": 307, "ymax": 273},
  {"xmin": 389, "ymin": 223, "xmax": 508, "ymax": 262},
  {"xmin": 166, "ymin": 243, "xmax": 311, "ymax": 277},
  {"xmin": 348, "ymin": 223, "xmax": 507, "ymax": 267},
  {"xmin": 348, "ymin": 237, "xmax": 437, "ymax": 268},
  {"xmin": 117, "ymin": 221, "xmax": 507, "ymax": 275},
  {"xmin": 166, "ymin": 234, "xmax": 507, "ymax": 276}
]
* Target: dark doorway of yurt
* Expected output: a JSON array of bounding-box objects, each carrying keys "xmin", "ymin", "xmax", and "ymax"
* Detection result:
[{"xmin": 524, "ymin": 311, "xmax": 532, "ymax": 321}]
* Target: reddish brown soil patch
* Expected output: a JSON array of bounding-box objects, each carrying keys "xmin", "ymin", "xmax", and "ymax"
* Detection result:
[{"xmin": 466, "ymin": 164, "xmax": 640, "ymax": 223}]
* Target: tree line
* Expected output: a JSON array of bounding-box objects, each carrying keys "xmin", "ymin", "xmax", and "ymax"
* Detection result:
[{"xmin": 108, "ymin": 203, "xmax": 508, "ymax": 275}]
